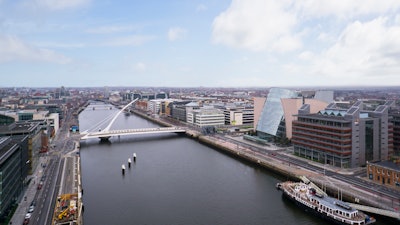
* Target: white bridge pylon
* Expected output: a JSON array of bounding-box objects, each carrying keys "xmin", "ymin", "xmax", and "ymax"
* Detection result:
[
  {"xmin": 80, "ymin": 98, "xmax": 186, "ymax": 140},
  {"xmin": 104, "ymin": 98, "xmax": 138, "ymax": 132}
]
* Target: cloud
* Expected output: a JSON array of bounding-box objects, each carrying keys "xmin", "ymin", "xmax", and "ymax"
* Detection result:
[
  {"xmin": 293, "ymin": 0, "xmax": 400, "ymax": 19},
  {"xmin": 168, "ymin": 27, "xmax": 187, "ymax": 41},
  {"xmin": 133, "ymin": 62, "xmax": 146, "ymax": 72},
  {"xmin": 212, "ymin": 0, "xmax": 400, "ymax": 53},
  {"xmin": 196, "ymin": 4, "xmax": 207, "ymax": 12},
  {"xmin": 86, "ymin": 25, "xmax": 137, "ymax": 34},
  {"xmin": 212, "ymin": 0, "xmax": 301, "ymax": 52},
  {"xmin": 292, "ymin": 17, "xmax": 400, "ymax": 82},
  {"xmin": 25, "ymin": 0, "xmax": 91, "ymax": 11},
  {"xmin": 0, "ymin": 35, "xmax": 71, "ymax": 64},
  {"xmin": 35, "ymin": 42, "xmax": 85, "ymax": 48},
  {"xmin": 103, "ymin": 35, "xmax": 156, "ymax": 47}
]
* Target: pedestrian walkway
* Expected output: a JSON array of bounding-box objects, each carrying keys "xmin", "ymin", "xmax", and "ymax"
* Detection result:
[{"xmin": 10, "ymin": 156, "xmax": 48, "ymax": 225}]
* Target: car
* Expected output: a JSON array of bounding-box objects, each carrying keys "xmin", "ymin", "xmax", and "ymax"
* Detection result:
[
  {"xmin": 28, "ymin": 205, "xmax": 34, "ymax": 213},
  {"xmin": 40, "ymin": 175, "xmax": 46, "ymax": 181},
  {"xmin": 37, "ymin": 181, "xmax": 43, "ymax": 190},
  {"xmin": 25, "ymin": 213, "xmax": 31, "ymax": 219},
  {"xmin": 23, "ymin": 218, "xmax": 30, "ymax": 225}
]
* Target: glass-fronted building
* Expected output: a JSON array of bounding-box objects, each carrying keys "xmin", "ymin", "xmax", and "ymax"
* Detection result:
[
  {"xmin": 0, "ymin": 136, "xmax": 29, "ymax": 220},
  {"xmin": 256, "ymin": 88, "xmax": 297, "ymax": 141}
]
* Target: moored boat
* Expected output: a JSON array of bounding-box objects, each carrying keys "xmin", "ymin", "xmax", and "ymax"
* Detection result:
[{"xmin": 277, "ymin": 181, "xmax": 375, "ymax": 225}]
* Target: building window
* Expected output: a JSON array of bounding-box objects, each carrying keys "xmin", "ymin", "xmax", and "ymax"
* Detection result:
[{"xmin": 369, "ymin": 174, "xmax": 373, "ymax": 180}]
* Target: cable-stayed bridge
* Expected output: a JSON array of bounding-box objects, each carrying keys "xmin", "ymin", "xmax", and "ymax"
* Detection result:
[
  {"xmin": 81, "ymin": 127, "xmax": 186, "ymax": 140},
  {"xmin": 80, "ymin": 99, "xmax": 186, "ymax": 141}
]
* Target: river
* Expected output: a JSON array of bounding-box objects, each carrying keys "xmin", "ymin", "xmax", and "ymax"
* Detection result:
[{"xmin": 79, "ymin": 103, "xmax": 394, "ymax": 225}]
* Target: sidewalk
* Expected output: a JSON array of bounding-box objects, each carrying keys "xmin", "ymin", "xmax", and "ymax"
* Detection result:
[{"xmin": 10, "ymin": 156, "xmax": 48, "ymax": 225}]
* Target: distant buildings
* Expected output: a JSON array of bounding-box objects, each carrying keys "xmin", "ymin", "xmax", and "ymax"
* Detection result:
[
  {"xmin": 187, "ymin": 107, "xmax": 225, "ymax": 127},
  {"xmin": 169, "ymin": 100, "xmax": 195, "ymax": 122},
  {"xmin": 219, "ymin": 104, "xmax": 254, "ymax": 126}
]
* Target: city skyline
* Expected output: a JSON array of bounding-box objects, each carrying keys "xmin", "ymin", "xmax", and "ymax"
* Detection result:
[{"xmin": 1, "ymin": 0, "xmax": 400, "ymax": 87}]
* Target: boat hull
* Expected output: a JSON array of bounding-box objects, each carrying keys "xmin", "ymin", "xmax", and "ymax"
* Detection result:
[{"xmin": 282, "ymin": 190, "xmax": 364, "ymax": 225}]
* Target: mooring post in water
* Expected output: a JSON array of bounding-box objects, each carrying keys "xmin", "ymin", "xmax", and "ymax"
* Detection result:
[
  {"xmin": 122, "ymin": 164, "xmax": 125, "ymax": 175},
  {"xmin": 133, "ymin": 153, "xmax": 137, "ymax": 162},
  {"xmin": 128, "ymin": 158, "xmax": 131, "ymax": 168}
]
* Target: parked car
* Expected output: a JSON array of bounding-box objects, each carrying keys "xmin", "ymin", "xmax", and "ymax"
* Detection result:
[
  {"xmin": 23, "ymin": 218, "xmax": 30, "ymax": 225},
  {"xmin": 37, "ymin": 181, "xmax": 43, "ymax": 190},
  {"xmin": 24, "ymin": 213, "xmax": 31, "ymax": 224},
  {"xmin": 28, "ymin": 205, "xmax": 35, "ymax": 213}
]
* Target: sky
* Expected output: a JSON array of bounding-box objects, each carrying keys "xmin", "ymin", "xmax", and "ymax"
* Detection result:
[{"xmin": 1, "ymin": 0, "xmax": 400, "ymax": 87}]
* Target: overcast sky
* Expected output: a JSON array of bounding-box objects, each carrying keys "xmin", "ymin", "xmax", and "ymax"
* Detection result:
[{"xmin": 1, "ymin": 0, "xmax": 400, "ymax": 87}]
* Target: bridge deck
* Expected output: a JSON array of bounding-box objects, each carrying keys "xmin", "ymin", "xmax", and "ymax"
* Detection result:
[{"xmin": 81, "ymin": 127, "xmax": 186, "ymax": 140}]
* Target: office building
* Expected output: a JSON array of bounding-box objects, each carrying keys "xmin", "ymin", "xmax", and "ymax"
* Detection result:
[
  {"xmin": 0, "ymin": 136, "xmax": 29, "ymax": 219},
  {"xmin": 187, "ymin": 107, "xmax": 225, "ymax": 127},
  {"xmin": 0, "ymin": 121, "xmax": 42, "ymax": 174},
  {"xmin": 292, "ymin": 100, "xmax": 394, "ymax": 168}
]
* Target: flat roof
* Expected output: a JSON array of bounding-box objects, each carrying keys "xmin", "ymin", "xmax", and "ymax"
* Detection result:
[{"xmin": 369, "ymin": 161, "xmax": 400, "ymax": 172}]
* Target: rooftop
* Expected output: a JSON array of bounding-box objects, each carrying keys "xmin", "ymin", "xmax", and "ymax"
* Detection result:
[{"xmin": 369, "ymin": 161, "xmax": 400, "ymax": 172}]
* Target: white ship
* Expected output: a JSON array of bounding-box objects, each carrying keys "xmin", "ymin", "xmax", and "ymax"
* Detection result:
[{"xmin": 276, "ymin": 181, "xmax": 375, "ymax": 225}]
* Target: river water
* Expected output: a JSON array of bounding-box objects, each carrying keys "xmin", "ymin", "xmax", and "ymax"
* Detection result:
[{"xmin": 79, "ymin": 103, "xmax": 393, "ymax": 225}]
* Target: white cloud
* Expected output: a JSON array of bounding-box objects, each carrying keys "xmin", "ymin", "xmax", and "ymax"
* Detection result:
[
  {"xmin": 26, "ymin": 0, "xmax": 91, "ymax": 11},
  {"xmin": 294, "ymin": 0, "xmax": 400, "ymax": 19},
  {"xmin": 103, "ymin": 35, "xmax": 156, "ymax": 47},
  {"xmin": 212, "ymin": 0, "xmax": 301, "ymax": 52},
  {"xmin": 0, "ymin": 35, "xmax": 71, "ymax": 64},
  {"xmin": 196, "ymin": 4, "xmax": 207, "ymax": 12},
  {"xmin": 168, "ymin": 27, "xmax": 187, "ymax": 41},
  {"xmin": 133, "ymin": 62, "xmax": 146, "ymax": 72},
  {"xmin": 212, "ymin": 0, "xmax": 400, "ymax": 53},
  {"xmin": 35, "ymin": 41, "xmax": 85, "ymax": 48},
  {"xmin": 292, "ymin": 17, "xmax": 400, "ymax": 83},
  {"xmin": 86, "ymin": 25, "xmax": 137, "ymax": 34}
]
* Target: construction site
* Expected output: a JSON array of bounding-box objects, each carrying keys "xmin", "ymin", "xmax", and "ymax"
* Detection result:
[
  {"xmin": 53, "ymin": 193, "xmax": 81, "ymax": 225},
  {"xmin": 52, "ymin": 140, "xmax": 83, "ymax": 225}
]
